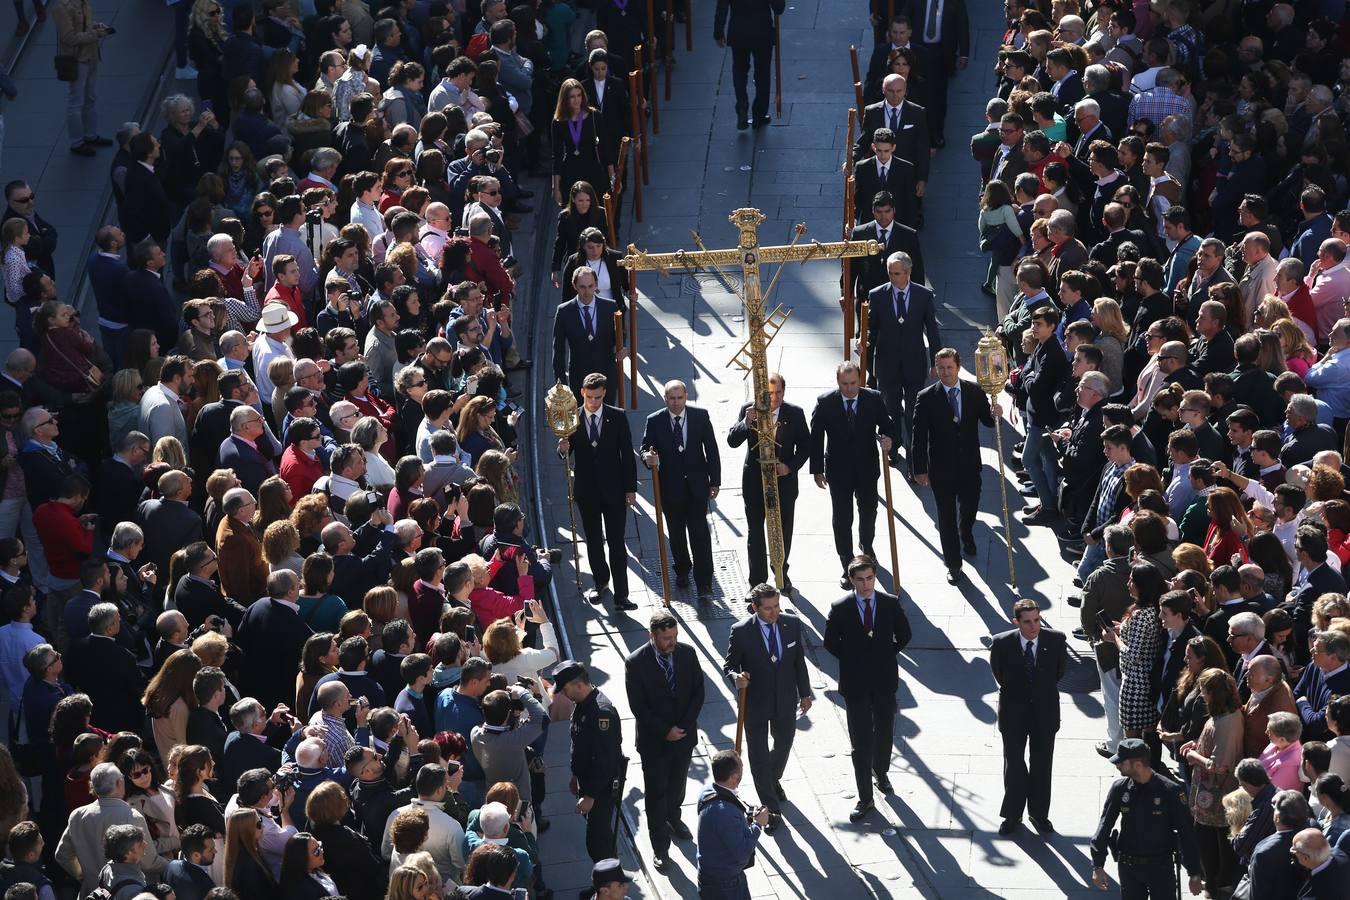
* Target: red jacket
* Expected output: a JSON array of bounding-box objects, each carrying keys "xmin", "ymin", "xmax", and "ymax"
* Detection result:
[
  {"xmin": 345, "ymin": 391, "xmax": 398, "ymax": 462},
  {"xmin": 279, "ymin": 445, "xmax": 323, "ymax": 500},
  {"xmin": 1284, "ymin": 284, "xmax": 1318, "ymax": 339},
  {"xmin": 467, "ymin": 237, "xmax": 515, "ymax": 307},
  {"xmin": 469, "ymin": 575, "xmax": 533, "ymax": 629},
  {"xmin": 33, "ymin": 501, "xmax": 93, "ymax": 579},
  {"xmin": 265, "ymin": 282, "xmax": 308, "ymax": 328},
  {"xmin": 1204, "ymin": 523, "xmax": 1249, "ymax": 568}
]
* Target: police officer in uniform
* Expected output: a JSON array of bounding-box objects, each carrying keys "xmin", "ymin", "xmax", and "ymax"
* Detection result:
[
  {"xmin": 555, "ymin": 660, "xmax": 626, "ymax": 874},
  {"xmin": 1089, "ymin": 738, "xmax": 1204, "ymax": 897},
  {"xmin": 591, "ymin": 858, "xmax": 632, "ymax": 900}
]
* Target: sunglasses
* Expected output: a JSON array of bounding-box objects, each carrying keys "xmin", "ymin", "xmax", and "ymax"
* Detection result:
[
  {"xmin": 207, "ymin": 8, "xmax": 221, "ymax": 15},
  {"xmin": 258, "ymin": 209, "xmax": 275, "ymax": 217},
  {"xmin": 411, "ymin": 380, "xmax": 426, "ymax": 388},
  {"xmin": 483, "ymin": 189, "xmax": 501, "ymax": 195},
  {"xmin": 12, "ymin": 194, "xmax": 33, "ymax": 203},
  {"xmin": 310, "ymin": 842, "xmax": 325, "ymax": 857}
]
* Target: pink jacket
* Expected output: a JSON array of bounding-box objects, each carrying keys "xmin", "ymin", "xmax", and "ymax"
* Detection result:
[
  {"xmin": 469, "ymin": 575, "xmax": 533, "ymax": 629},
  {"xmin": 1307, "ymin": 263, "xmax": 1350, "ymax": 344}
]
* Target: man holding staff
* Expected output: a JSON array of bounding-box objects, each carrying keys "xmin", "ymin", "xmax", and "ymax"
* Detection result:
[
  {"xmin": 558, "ymin": 373, "xmax": 638, "ymax": 612},
  {"xmin": 722, "ymin": 583, "xmax": 813, "ymax": 834},
  {"xmin": 714, "ymin": 0, "xmax": 786, "ymax": 130}
]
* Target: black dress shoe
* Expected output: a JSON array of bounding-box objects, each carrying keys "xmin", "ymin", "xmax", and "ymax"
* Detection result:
[
  {"xmin": 1030, "ymin": 817, "xmax": 1055, "ymax": 834},
  {"xmin": 675, "ymin": 572, "xmax": 690, "ymax": 588},
  {"xmin": 615, "ymin": 597, "xmax": 638, "ymax": 611},
  {"xmin": 875, "ymin": 775, "xmax": 893, "ymax": 793},
  {"xmin": 696, "ymin": 588, "xmax": 714, "ymax": 604},
  {"xmin": 668, "ymin": 819, "xmax": 692, "ymax": 840},
  {"xmin": 516, "ymin": 188, "xmax": 535, "ymax": 199},
  {"xmin": 946, "ymin": 569, "xmax": 960, "ymax": 585},
  {"xmin": 764, "ymin": 812, "xmax": 783, "ymax": 834},
  {"xmin": 584, "ymin": 589, "xmax": 605, "ymax": 605},
  {"xmin": 85, "ymin": 135, "xmax": 113, "ymax": 147},
  {"xmin": 998, "ymin": 818, "xmax": 1021, "ymax": 835},
  {"xmin": 1095, "ymin": 742, "xmax": 1113, "ymax": 759},
  {"xmin": 69, "ymin": 142, "xmax": 96, "ymax": 157},
  {"xmin": 1066, "ymin": 594, "xmax": 1082, "ymax": 608},
  {"xmin": 737, "ymin": 118, "xmax": 749, "ymax": 130},
  {"xmin": 651, "ymin": 855, "xmax": 668, "ymax": 871},
  {"xmin": 839, "ymin": 574, "xmax": 851, "ymax": 589},
  {"xmin": 753, "ymin": 115, "xmax": 771, "ymax": 128},
  {"xmin": 848, "ymin": 800, "xmax": 874, "ymax": 822}
]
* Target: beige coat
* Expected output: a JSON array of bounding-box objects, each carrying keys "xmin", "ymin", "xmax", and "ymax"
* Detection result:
[
  {"xmin": 54, "ymin": 798, "xmax": 165, "ymax": 896},
  {"xmin": 51, "ymin": 0, "xmax": 101, "ymax": 65}
]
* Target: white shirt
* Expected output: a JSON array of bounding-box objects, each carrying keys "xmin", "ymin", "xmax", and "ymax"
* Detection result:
[
  {"xmin": 252, "ymin": 334, "xmax": 294, "ymax": 402},
  {"xmin": 585, "ymin": 257, "xmax": 612, "ymax": 299}
]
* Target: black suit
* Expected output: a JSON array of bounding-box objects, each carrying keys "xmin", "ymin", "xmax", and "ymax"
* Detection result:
[
  {"xmin": 1154, "ymin": 622, "xmax": 1201, "ymax": 727},
  {"xmin": 727, "ymin": 401, "xmax": 810, "ymax": 586},
  {"xmin": 849, "ymin": 219, "xmax": 925, "ymax": 296},
  {"xmin": 855, "ymin": 101, "xmax": 931, "ymax": 183},
  {"xmin": 122, "ymin": 160, "xmax": 172, "ymax": 243},
  {"xmin": 911, "ymin": 379, "xmax": 994, "ymax": 572},
  {"xmin": 713, "ymin": 0, "xmax": 785, "ymax": 123},
  {"xmin": 219, "ymin": 727, "xmax": 287, "ymax": 796},
  {"xmin": 810, "ymin": 388, "xmax": 896, "ymax": 567},
  {"xmin": 852, "ymin": 155, "xmax": 916, "ymax": 229},
  {"xmin": 989, "ymin": 627, "xmax": 1068, "ymax": 822},
  {"xmin": 164, "ymin": 859, "xmax": 217, "ymax": 900},
  {"xmin": 136, "ymin": 499, "xmax": 204, "ymax": 589},
  {"xmin": 552, "ymin": 297, "xmax": 620, "ymax": 396},
  {"xmin": 567, "ymin": 403, "xmax": 637, "ymax": 600},
  {"xmin": 624, "ymin": 640, "xmax": 704, "ymax": 856},
  {"xmin": 904, "ymin": 0, "xmax": 969, "ymax": 138},
  {"xmin": 68, "ymin": 634, "xmax": 146, "ymax": 735},
  {"xmin": 824, "ymin": 590, "xmax": 911, "ymax": 805},
  {"xmin": 722, "ymin": 612, "xmax": 811, "ymax": 813},
  {"xmin": 173, "ymin": 574, "xmax": 248, "ymax": 630},
  {"xmin": 640, "ymin": 406, "xmax": 721, "ymax": 591},
  {"xmin": 561, "ymin": 249, "xmax": 629, "ymax": 312},
  {"xmin": 94, "ymin": 458, "xmax": 144, "ymax": 532},
  {"xmin": 583, "ymin": 77, "xmax": 630, "ymax": 168},
  {"xmin": 866, "ymin": 280, "xmax": 941, "ymax": 467},
  {"xmin": 234, "ymin": 597, "xmax": 312, "ymax": 710}
]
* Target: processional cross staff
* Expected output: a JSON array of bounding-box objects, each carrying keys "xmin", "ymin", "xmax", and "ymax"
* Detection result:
[{"xmin": 618, "ymin": 208, "xmax": 880, "ymax": 601}]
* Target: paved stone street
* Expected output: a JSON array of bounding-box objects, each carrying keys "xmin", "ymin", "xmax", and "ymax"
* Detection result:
[{"xmin": 524, "ymin": 1, "xmax": 1119, "ymax": 897}]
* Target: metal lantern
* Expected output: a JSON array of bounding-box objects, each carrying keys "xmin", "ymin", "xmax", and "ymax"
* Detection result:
[
  {"xmin": 973, "ymin": 329, "xmax": 1017, "ymax": 591},
  {"xmin": 544, "ymin": 382, "xmax": 583, "ymax": 592}
]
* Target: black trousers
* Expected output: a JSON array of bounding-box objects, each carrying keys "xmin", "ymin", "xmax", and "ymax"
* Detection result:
[
  {"xmin": 1194, "ymin": 822, "xmax": 1237, "ymax": 894},
  {"xmin": 932, "ymin": 473, "xmax": 980, "ymax": 572},
  {"xmin": 583, "ymin": 790, "xmax": 617, "ymax": 861},
  {"xmin": 844, "ymin": 691, "xmax": 895, "ymax": 805},
  {"xmin": 917, "ymin": 43, "xmax": 951, "ymax": 139},
  {"xmin": 731, "ymin": 44, "xmax": 774, "ymax": 121},
  {"xmin": 662, "ymin": 480, "xmax": 714, "ymax": 588},
  {"xmin": 999, "ymin": 722, "xmax": 1055, "ymax": 821},
  {"xmin": 577, "ymin": 497, "xmax": 629, "ymax": 599},
  {"xmin": 745, "ymin": 712, "xmax": 796, "ymax": 813},
  {"xmin": 744, "ymin": 481, "xmax": 797, "ymax": 586},
  {"xmin": 1120, "ymin": 858, "xmax": 1178, "ymax": 899},
  {"xmin": 878, "ymin": 372, "xmax": 921, "ymax": 466},
  {"xmin": 639, "ymin": 741, "xmax": 695, "ymax": 855},
  {"xmin": 829, "ymin": 474, "xmax": 878, "ymax": 566}
]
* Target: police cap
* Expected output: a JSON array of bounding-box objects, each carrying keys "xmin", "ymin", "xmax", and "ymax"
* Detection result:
[
  {"xmin": 553, "ymin": 660, "xmax": 590, "ymax": 690},
  {"xmin": 592, "ymin": 858, "xmax": 630, "ymax": 887},
  {"xmin": 1108, "ymin": 738, "xmax": 1150, "ymax": 764}
]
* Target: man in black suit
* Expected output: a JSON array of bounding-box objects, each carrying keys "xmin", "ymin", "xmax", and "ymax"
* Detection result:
[
  {"xmin": 854, "ymin": 75, "xmax": 930, "ymax": 196},
  {"xmin": 552, "ymin": 269, "xmax": 622, "ymax": 397},
  {"xmin": 1088, "ymin": 202, "xmax": 1149, "ymax": 268},
  {"xmin": 68, "ymin": 602, "xmax": 146, "ymax": 735},
  {"xmin": 164, "ymin": 826, "xmax": 221, "ymax": 900},
  {"xmin": 713, "ymin": 0, "xmax": 786, "ymax": 129},
  {"xmin": 824, "ymin": 556, "xmax": 911, "ymax": 822},
  {"xmin": 94, "ymin": 431, "xmax": 150, "ymax": 530},
  {"xmin": 989, "ymin": 113, "xmax": 1028, "ymax": 189},
  {"xmin": 623, "ymin": 610, "xmax": 704, "ymax": 868},
  {"xmin": 912, "ymin": 348, "xmax": 999, "ymax": 584},
  {"xmin": 810, "ymin": 362, "xmax": 896, "ymax": 586},
  {"xmin": 641, "ymin": 380, "xmax": 721, "ymax": 601},
  {"xmin": 233, "ymin": 569, "xmax": 313, "ymax": 710},
  {"xmin": 136, "ymin": 470, "xmax": 204, "ymax": 591},
  {"xmin": 218, "ymin": 406, "xmax": 278, "ymax": 495},
  {"xmin": 121, "ymin": 132, "xmax": 172, "ymax": 244},
  {"xmin": 218, "ymin": 697, "xmax": 295, "ymax": 796},
  {"xmin": 1292, "ymin": 829, "xmax": 1348, "ymax": 899},
  {"xmin": 560, "ymin": 373, "xmax": 637, "ymax": 612},
  {"xmin": 1043, "ymin": 48, "xmax": 1083, "ymax": 114},
  {"xmin": 1290, "ymin": 525, "xmax": 1346, "ymax": 663},
  {"xmin": 865, "ymin": 251, "xmax": 941, "ymax": 474},
  {"xmin": 172, "ymin": 542, "xmax": 248, "ymax": 630},
  {"xmin": 726, "ymin": 373, "xmax": 810, "ymax": 590},
  {"xmin": 904, "ymin": 0, "xmax": 969, "ymax": 143},
  {"xmin": 852, "ymin": 128, "xmax": 916, "ymax": 229},
  {"xmin": 849, "ymin": 192, "xmax": 925, "ymax": 296},
  {"xmin": 989, "ymin": 598, "xmax": 1069, "ymax": 835},
  {"xmin": 722, "ymin": 583, "xmax": 812, "ymax": 830}
]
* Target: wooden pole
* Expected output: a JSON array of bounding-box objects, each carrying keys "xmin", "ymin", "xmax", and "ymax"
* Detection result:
[
  {"xmin": 734, "ymin": 684, "xmax": 747, "ymax": 754},
  {"xmin": 603, "ymin": 192, "xmax": 617, "ymax": 246},
  {"xmin": 850, "ymin": 44, "xmax": 861, "ymax": 88},
  {"xmin": 628, "ymin": 267, "xmax": 638, "ymax": 409},
  {"xmin": 664, "ymin": 12, "xmax": 673, "ymax": 102},
  {"xmin": 627, "ymin": 78, "xmax": 644, "ymax": 218},
  {"xmin": 887, "ymin": 0, "xmax": 895, "ymax": 24},
  {"xmin": 773, "ymin": 15, "xmax": 782, "ymax": 118},
  {"xmin": 684, "ymin": 0, "xmax": 692, "ymax": 51},
  {"xmin": 613, "ymin": 309, "xmax": 625, "ymax": 408},
  {"xmin": 854, "ymin": 79, "xmax": 865, "ymax": 113},
  {"xmin": 881, "ymin": 443, "xmax": 900, "ymax": 589},
  {"xmin": 650, "ymin": 460, "xmax": 672, "ymax": 606}
]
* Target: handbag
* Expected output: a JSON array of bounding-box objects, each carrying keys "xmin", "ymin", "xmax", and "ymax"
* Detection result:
[
  {"xmin": 54, "ymin": 54, "xmax": 79, "ymax": 82},
  {"xmin": 43, "ymin": 332, "xmax": 103, "ymax": 390},
  {"xmin": 981, "ymin": 221, "xmax": 1023, "ymax": 267}
]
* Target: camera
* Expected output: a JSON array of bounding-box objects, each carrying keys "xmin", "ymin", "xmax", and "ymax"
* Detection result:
[
  {"xmin": 305, "ymin": 206, "xmax": 325, "ymax": 225},
  {"xmin": 484, "ymin": 147, "xmax": 502, "ymax": 164},
  {"xmin": 273, "ymin": 767, "xmax": 302, "ymax": 793}
]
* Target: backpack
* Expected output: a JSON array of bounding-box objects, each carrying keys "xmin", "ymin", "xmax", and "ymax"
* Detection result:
[{"xmin": 86, "ymin": 878, "xmax": 143, "ymax": 900}]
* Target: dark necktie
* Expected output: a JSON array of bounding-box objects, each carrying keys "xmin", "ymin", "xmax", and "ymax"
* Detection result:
[
  {"xmin": 948, "ymin": 385, "xmax": 960, "ymax": 421},
  {"xmin": 588, "ymin": 413, "xmax": 600, "ymax": 444},
  {"xmin": 673, "ymin": 414, "xmax": 684, "ymax": 451},
  {"xmin": 878, "ymin": 225, "xmax": 889, "ymax": 246},
  {"xmin": 764, "ymin": 622, "xmax": 779, "ymax": 663},
  {"xmin": 846, "ymin": 398, "xmax": 856, "ymax": 426},
  {"xmin": 1023, "ymin": 639, "xmax": 1035, "ymax": 680},
  {"xmin": 658, "ymin": 651, "xmax": 676, "ymax": 693},
  {"xmin": 879, "ymin": 163, "xmax": 888, "ymax": 183},
  {"xmin": 582, "ymin": 303, "xmax": 593, "ymax": 337},
  {"xmin": 888, "ymin": 107, "xmax": 899, "ymax": 131},
  {"xmin": 862, "ymin": 595, "xmax": 873, "ymax": 632},
  {"xmin": 925, "ymin": 0, "xmax": 940, "ymax": 41}
]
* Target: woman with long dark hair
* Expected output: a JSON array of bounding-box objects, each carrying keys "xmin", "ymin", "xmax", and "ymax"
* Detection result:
[
  {"xmin": 1180, "ymin": 669, "xmax": 1243, "ymax": 897},
  {"xmin": 551, "ymin": 180, "xmax": 605, "ymax": 288},
  {"xmin": 550, "ymin": 78, "xmax": 611, "ymax": 210},
  {"xmin": 1101, "ymin": 562, "xmax": 1165, "ymax": 740},
  {"xmin": 278, "ymin": 831, "xmax": 339, "ymax": 899}
]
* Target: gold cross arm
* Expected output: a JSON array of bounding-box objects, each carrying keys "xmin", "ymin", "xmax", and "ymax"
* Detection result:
[{"xmin": 618, "ymin": 238, "xmax": 882, "ymax": 273}]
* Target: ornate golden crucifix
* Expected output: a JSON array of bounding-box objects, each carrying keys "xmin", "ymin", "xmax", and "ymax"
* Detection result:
[{"xmin": 619, "ymin": 208, "xmax": 879, "ymax": 591}]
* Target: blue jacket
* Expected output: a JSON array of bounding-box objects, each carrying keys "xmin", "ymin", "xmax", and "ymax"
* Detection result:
[
  {"xmin": 435, "ymin": 689, "xmax": 485, "ymax": 782},
  {"xmin": 1247, "ymin": 829, "xmax": 1300, "ymax": 900},
  {"xmin": 1289, "ymin": 214, "xmax": 1333, "ymax": 270},
  {"xmin": 695, "ymin": 783, "xmax": 760, "ymax": 881},
  {"xmin": 87, "ymin": 252, "xmax": 130, "ymax": 325}
]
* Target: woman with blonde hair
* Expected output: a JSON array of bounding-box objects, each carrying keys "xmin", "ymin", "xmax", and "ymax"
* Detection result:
[
  {"xmin": 1222, "ymin": 788, "xmax": 1252, "ymax": 839},
  {"xmin": 456, "ymin": 395, "xmax": 505, "ymax": 467},
  {"xmin": 1091, "ymin": 297, "xmax": 1129, "ymax": 394},
  {"xmin": 223, "ymin": 807, "xmax": 277, "ymax": 898},
  {"xmin": 386, "ymin": 863, "xmax": 433, "ymax": 900},
  {"xmin": 475, "ymin": 449, "xmax": 519, "ymax": 507},
  {"xmin": 143, "ymin": 649, "xmax": 202, "ymax": 761},
  {"xmin": 262, "ymin": 520, "xmax": 305, "ymax": 574},
  {"xmin": 1172, "ymin": 543, "xmax": 1213, "ymax": 578},
  {"xmin": 153, "ymin": 436, "xmax": 188, "ymax": 469},
  {"xmin": 1272, "ymin": 317, "xmax": 1318, "ymax": 377},
  {"xmin": 190, "ymin": 630, "xmax": 239, "ymax": 707},
  {"xmin": 107, "ymin": 368, "xmax": 147, "ymax": 450},
  {"xmin": 1253, "ymin": 296, "xmax": 1292, "ymax": 330},
  {"xmin": 266, "ymin": 356, "xmax": 296, "ymax": 429},
  {"xmin": 338, "ymin": 609, "xmax": 373, "ymax": 645},
  {"xmin": 290, "ymin": 492, "xmax": 333, "ymax": 556}
]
